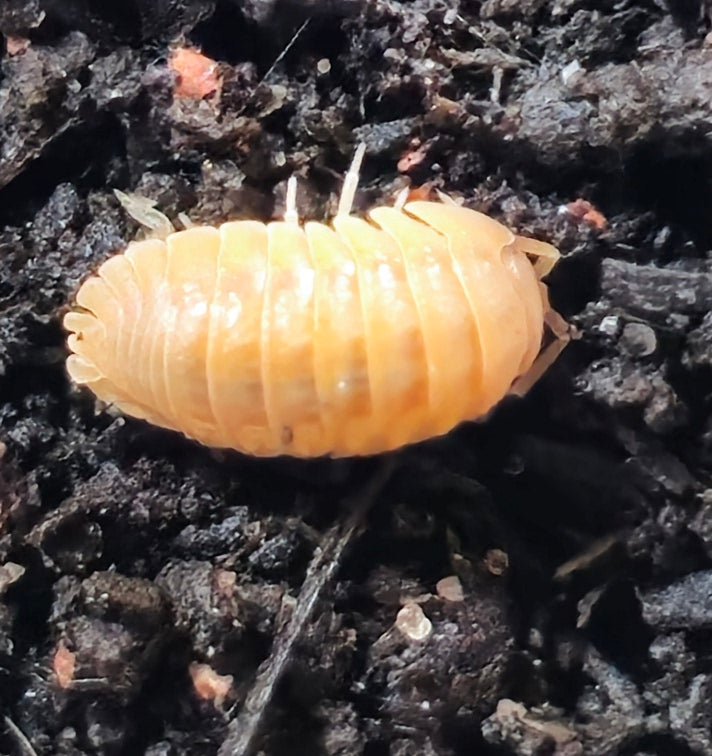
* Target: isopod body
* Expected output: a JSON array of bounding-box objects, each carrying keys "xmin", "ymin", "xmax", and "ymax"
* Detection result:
[{"xmin": 64, "ymin": 197, "xmax": 562, "ymax": 458}]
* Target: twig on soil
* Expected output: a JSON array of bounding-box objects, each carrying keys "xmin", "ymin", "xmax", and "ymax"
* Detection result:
[
  {"xmin": 236, "ymin": 18, "xmax": 311, "ymax": 118},
  {"xmin": 217, "ymin": 460, "xmax": 394, "ymax": 756},
  {"xmin": 260, "ymin": 19, "xmax": 311, "ymax": 88},
  {"xmin": 3, "ymin": 716, "xmax": 39, "ymax": 756}
]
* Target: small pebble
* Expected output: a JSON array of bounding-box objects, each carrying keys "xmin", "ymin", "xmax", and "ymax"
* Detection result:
[
  {"xmin": 598, "ymin": 315, "xmax": 620, "ymax": 337},
  {"xmin": 436, "ymin": 575, "xmax": 464, "ymax": 602},
  {"xmin": 620, "ymin": 322, "xmax": 657, "ymax": 357},
  {"xmin": 0, "ymin": 562, "xmax": 25, "ymax": 592},
  {"xmin": 396, "ymin": 602, "xmax": 432, "ymax": 642},
  {"xmin": 484, "ymin": 549, "xmax": 509, "ymax": 576},
  {"xmin": 560, "ymin": 60, "xmax": 583, "ymax": 85}
]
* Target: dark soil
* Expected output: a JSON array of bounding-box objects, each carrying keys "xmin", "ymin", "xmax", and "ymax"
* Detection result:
[{"xmin": 2, "ymin": 1, "xmax": 712, "ymax": 754}]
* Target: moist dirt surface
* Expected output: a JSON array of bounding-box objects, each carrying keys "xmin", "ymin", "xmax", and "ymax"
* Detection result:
[{"xmin": 1, "ymin": 1, "xmax": 712, "ymax": 755}]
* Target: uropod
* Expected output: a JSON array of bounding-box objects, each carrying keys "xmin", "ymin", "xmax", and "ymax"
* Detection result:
[{"xmin": 64, "ymin": 147, "xmax": 569, "ymax": 458}]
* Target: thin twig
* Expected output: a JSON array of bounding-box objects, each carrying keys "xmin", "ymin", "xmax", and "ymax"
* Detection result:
[
  {"xmin": 218, "ymin": 461, "xmax": 394, "ymax": 756},
  {"xmin": 260, "ymin": 19, "xmax": 311, "ymax": 88},
  {"xmin": 236, "ymin": 18, "xmax": 311, "ymax": 119},
  {"xmin": 4, "ymin": 716, "xmax": 39, "ymax": 756}
]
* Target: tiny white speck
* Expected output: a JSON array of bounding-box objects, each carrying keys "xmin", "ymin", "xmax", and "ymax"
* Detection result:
[
  {"xmin": 190, "ymin": 301, "xmax": 208, "ymax": 318},
  {"xmin": 561, "ymin": 60, "xmax": 583, "ymax": 85}
]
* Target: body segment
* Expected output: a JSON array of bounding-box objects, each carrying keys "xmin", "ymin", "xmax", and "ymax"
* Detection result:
[{"xmin": 65, "ymin": 200, "xmax": 558, "ymax": 458}]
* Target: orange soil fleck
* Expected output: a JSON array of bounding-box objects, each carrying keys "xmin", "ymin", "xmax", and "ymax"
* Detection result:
[
  {"xmin": 397, "ymin": 143, "xmax": 428, "ymax": 174},
  {"xmin": 170, "ymin": 48, "xmax": 222, "ymax": 101},
  {"xmin": 566, "ymin": 198, "xmax": 607, "ymax": 231},
  {"xmin": 53, "ymin": 641, "xmax": 76, "ymax": 690},
  {"xmin": 6, "ymin": 36, "xmax": 30, "ymax": 57},
  {"xmin": 190, "ymin": 662, "xmax": 233, "ymax": 707}
]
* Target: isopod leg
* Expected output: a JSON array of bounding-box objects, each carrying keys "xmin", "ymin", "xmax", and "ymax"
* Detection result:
[
  {"xmin": 508, "ymin": 292, "xmax": 572, "ymax": 398},
  {"xmin": 393, "ymin": 186, "xmax": 410, "ymax": 210},
  {"xmin": 284, "ymin": 176, "xmax": 299, "ymax": 224},
  {"xmin": 337, "ymin": 143, "xmax": 366, "ymax": 217},
  {"xmin": 435, "ymin": 189, "xmax": 459, "ymax": 207},
  {"xmin": 514, "ymin": 235, "xmax": 560, "ymax": 278}
]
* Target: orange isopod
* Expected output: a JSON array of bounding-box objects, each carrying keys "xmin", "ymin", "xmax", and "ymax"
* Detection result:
[{"xmin": 64, "ymin": 147, "xmax": 568, "ymax": 458}]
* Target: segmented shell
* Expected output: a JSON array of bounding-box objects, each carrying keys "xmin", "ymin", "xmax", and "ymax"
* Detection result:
[{"xmin": 64, "ymin": 201, "xmax": 552, "ymax": 458}]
